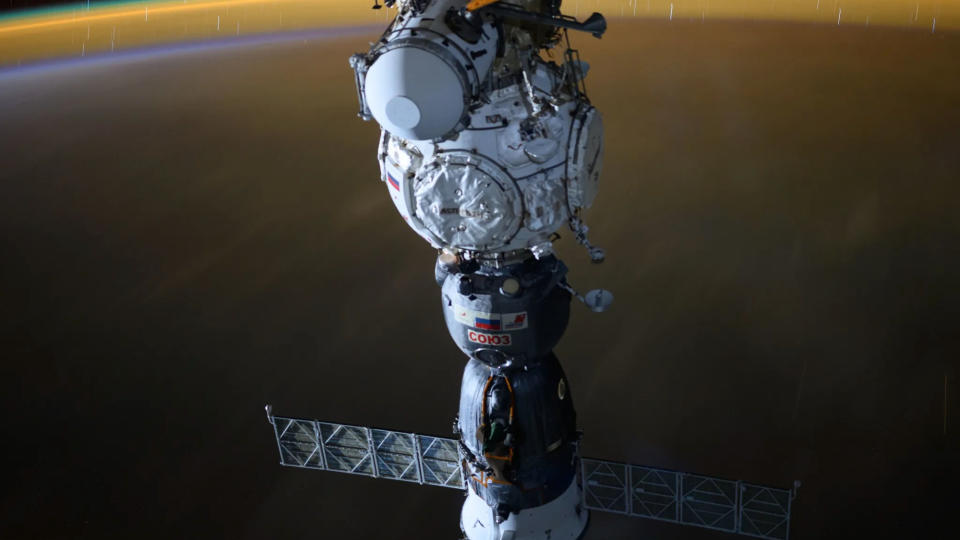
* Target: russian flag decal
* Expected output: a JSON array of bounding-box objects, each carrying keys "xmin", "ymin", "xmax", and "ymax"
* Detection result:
[
  {"xmin": 454, "ymin": 305, "xmax": 527, "ymax": 332},
  {"xmin": 475, "ymin": 317, "xmax": 501, "ymax": 331},
  {"xmin": 387, "ymin": 173, "xmax": 400, "ymax": 190}
]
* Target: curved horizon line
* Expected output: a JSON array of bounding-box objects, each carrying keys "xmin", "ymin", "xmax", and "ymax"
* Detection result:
[{"xmin": 0, "ymin": 24, "xmax": 381, "ymax": 79}]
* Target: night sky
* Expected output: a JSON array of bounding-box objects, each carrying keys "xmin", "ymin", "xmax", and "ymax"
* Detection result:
[
  {"xmin": 1, "ymin": 13, "xmax": 958, "ymax": 540},
  {"xmin": 2, "ymin": 0, "xmax": 91, "ymax": 14}
]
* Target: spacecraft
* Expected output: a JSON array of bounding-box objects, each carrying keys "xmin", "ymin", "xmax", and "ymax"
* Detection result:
[{"xmin": 266, "ymin": 1, "xmax": 797, "ymax": 539}]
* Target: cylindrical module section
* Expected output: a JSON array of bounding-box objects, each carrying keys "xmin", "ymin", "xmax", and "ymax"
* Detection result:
[
  {"xmin": 460, "ymin": 475, "xmax": 588, "ymax": 540},
  {"xmin": 456, "ymin": 353, "xmax": 587, "ymax": 539},
  {"xmin": 345, "ymin": 1, "xmax": 609, "ymax": 539},
  {"xmin": 439, "ymin": 255, "xmax": 571, "ymax": 363},
  {"xmin": 358, "ymin": 0, "xmax": 499, "ymax": 140}
]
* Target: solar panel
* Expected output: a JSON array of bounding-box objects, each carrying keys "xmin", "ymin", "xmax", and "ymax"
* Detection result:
[
  {"xmin": 371, "ymin": 429, "xmax": 419, "ymax": 483},
  {"xmin": 581, "ymin": 459, "xmax": 628, "ymax": 513},
  {"xmin": 267, "ymin": 410, "xmax": 795, "ymax": 540},
  {"xmin": 740, "ymin": 483, "xmax": 794, "ymax": 540},
  {"xmin": 582, "ymin": 458, "xmax": 795, "ymax": 540},
  {"xmin": 273, "ymin": 417, "xmax": 323, "ymax": 468},
  {"xmin": 680, "ymin": 473, "xmax": 738, "ymax": 532},
  {"xmin": 269, "ymin": 414, "xmax": 464, "ymax": 489},
  {"xmin": 630, "ymin": 465, "xmax": 679, "ymax": 522}
]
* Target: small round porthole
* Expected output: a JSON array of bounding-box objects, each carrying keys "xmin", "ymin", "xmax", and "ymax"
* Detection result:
[{"xmin": 558, "ymin": 378, "xmax": 567, "ymax": 400}]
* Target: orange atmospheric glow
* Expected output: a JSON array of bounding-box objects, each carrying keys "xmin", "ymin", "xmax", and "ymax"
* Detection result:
[{"xmin": 1, "ymin": 0, "xmax": 958, "ymax": 69}]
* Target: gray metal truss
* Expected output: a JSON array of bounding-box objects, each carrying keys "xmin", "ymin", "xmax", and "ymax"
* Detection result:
[
  {"xmin": 581, "ymin": 457, "xmax": 796, "ymax": 540},
  {"xmin": 268, "ymin": 412, "xmax": 463, "ymax": 489},
  {"xmin": 265, "ymin": 408, "xmax": 796, "ymax": 540}
]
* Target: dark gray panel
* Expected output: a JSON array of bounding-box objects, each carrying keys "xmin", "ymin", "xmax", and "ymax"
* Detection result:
[
  {"xmin": 630, "ymin": 465, "xmax": 679, "ymax": 522},
  {"xmin": 740, "ymin": 483, "xmax": 792, "ymax": 540},
  {"xmin": 372, "ymin": 429, "xmax": 420, "ymax": 483},
  {"xmin": 274, "ymin": 418, "xmax": 322, "ymax": 469},
  {"xmin": 417, "ymin": 435, "xmax": 463, "ymax": 488},
  {"xmin": 582, "ymin": 458, "xmax": 628, "ymax": 514},
  {"xmin": 680, "ymin": 473, "xmax": 738, "ymax": 533},
  {"xmin": 580, "ymin": 456, "xmax": 795, "ymax": 540},
  {"xmin": 318, "ymin": 422, "xmax": 374, "ymax": 476}
]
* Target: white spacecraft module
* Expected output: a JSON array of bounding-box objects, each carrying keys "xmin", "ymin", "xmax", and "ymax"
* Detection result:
[
  {"xmin": 349, "ymin": 1, "xmax": 610, "ymax": 538},
  {"xmin": 269, "ymin": 6, "xmax": 800, "ymax": 537},
  {"xmin": 375, "ymin": 64, "xmax": 604, "ymax": 255},
  {"xmin": 261, "ymin": 3, "xmax": 799, "ymax": 540},
  {"xmin": 359, "ymin": 0, "xmax": 499, "ymax": 140},
  {"xmin": 265, "ymin": 406, "xmax": 801, "ymax": 540},
  {"xmin": 351, "ymin": 0, "xmax": 605, "ymax": 261}
]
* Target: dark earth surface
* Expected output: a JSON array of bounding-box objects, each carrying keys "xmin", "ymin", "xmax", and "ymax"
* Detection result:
[{"xmin": 1, "ymin": 19, "xmax": 958, "ymax": 540}]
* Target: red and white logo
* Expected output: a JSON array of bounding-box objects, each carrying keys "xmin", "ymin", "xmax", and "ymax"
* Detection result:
[
  {"xmin": 467, "ymin": 330, "xmax": 512, "ymax": 347},
  {"xmin": 502, "ymin": 311, "xmax": 528, "ymax": 331}
]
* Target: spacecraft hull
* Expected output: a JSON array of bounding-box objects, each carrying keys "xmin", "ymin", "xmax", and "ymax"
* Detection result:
[
  {"xmin": 439, "ymin": 256, "xmax": 571, "ymax": 361},
  {"xmin": 461, "ymin": 475, "xmax": 589, "ymax": 540},
  {"xmin": 376, "ymin": 64, "xmax": 604, "ymax": 255},
  {"xmin": 348, "ymin": 1, "xmax": 608, "ymax": 537}
]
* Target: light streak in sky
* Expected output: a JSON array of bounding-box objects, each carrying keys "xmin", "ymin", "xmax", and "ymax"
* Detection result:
[
  {"xmin": 0, "ymin": 25, "xmax": 375, "ymax": 78},
  {"xmin": 0, "ymin": 0, "xmax": 289, "ymax": 35},
  {"xmin": 2, "ymin": 0, "xmax": 958, "ymax": 69}
]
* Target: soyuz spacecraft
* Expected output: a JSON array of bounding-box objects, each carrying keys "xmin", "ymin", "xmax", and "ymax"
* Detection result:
[{"xmin": 266, "ymin": 1, "xmax": 797, "ymax": 539}]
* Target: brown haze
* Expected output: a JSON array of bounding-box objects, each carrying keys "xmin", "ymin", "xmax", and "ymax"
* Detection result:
[{"xmin": 1, "ymin": 18, "xmax": 958, "ymax": 540}]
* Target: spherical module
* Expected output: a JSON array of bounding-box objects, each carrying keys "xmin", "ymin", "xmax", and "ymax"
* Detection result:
[
  {"xmin": 413, "ymin": 154, "xmax": 523, "ymax": 251},
  {"xmin": 440, "ymin": 257, "xmax": 572, "ymax": 362},
  {"xmin": 364, "ymin": 46, "xmax": 467, "ymax": 141}
]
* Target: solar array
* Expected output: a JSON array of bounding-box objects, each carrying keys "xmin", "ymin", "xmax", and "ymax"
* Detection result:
[
  {"xmin": 581, "ymin": 458, "xmax": 794, "ymax": 540},
  {"xmin": 267, "ymin": 413, "xmax": 796, "ymax": 540},
  {"xmin": 270, "ymin": 415, "xmax": 462, "ymax": 489}
]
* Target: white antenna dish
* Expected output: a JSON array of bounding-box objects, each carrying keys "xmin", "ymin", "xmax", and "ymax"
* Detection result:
[{"xmin": 584, "ymin": 289, "xmax": 613, "ymax": 312}]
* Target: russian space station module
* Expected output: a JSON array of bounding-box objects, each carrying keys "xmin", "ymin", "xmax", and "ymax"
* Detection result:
[
  {"xmin": 265, "ymin": 2, "xmax": 798, "ymax": 540},
  {"xmin": 350, "ymin": 1, "xmax": 606, "ymax": 537}
]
